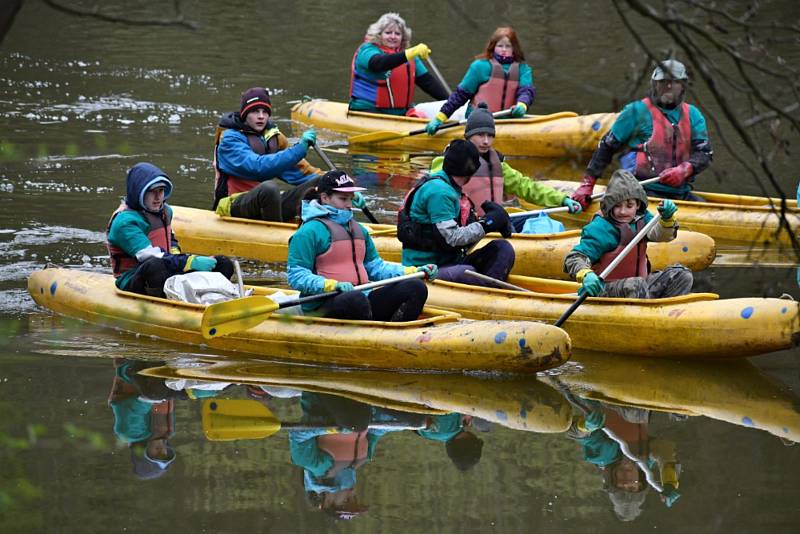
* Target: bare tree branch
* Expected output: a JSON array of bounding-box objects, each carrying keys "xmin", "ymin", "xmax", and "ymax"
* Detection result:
[{"xmin": 42, "ymin": 0, "xmax": 199, "ymax": 30}]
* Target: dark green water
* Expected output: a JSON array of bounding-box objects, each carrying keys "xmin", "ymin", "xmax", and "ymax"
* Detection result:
[{"xmin": 1, "ymin": 1, "xmax": 799, "ymax": 532}]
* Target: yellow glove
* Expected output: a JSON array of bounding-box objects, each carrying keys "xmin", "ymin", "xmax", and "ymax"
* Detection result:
[
  {"xmin": 403, "ymin": 266, "xmax": 417, "ymax": 275},
  {"xmin": 323, "ymin": 279, "xmax": 338, "ymax": 292},
  {"xmin": 405, "ymin": 43, "xmax": 431, "ymax": 61},
  {"xmin": 575, "ymin": 268, "xmax": 593, "ymax": 283},
  {"xmin": 661, "ymin": 462, "xmax": 680, "ymax": 489}
]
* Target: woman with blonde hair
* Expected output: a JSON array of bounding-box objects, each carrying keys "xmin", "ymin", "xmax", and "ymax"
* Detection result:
[
  {"xmin": 349, "ymin": 12, "xmax": 449, "ymax": 116},
  {"xmin": 425, "ymin": 26, "xmax": 536, "ymax": 134}
]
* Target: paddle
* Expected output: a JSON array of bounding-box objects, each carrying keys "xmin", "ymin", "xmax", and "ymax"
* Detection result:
[
  {"xmin": 310, "ymin": 142, "xmax": 379, "ymax": 224},
  {"xmin": 464, "ymin": 270, "xmax": 530, "ymax": 292},
  {"xmin": 547, "ymin": 377, "xmax": 664, "ymax": 493},
  {"xmin": 553, "ymin": 213, "xmax": 662, "ymax": 328},
  {"xmin": 348, "ymin": 108, "xmax": 513, "ymax": 145},
  {"xmin": 508, "ymin": 177, "xmax": 663, "ymax": 220},
  {"xmin": 426, "ymin": 57, "xmax": 452, "ymax": 94},
  {"xmin": 200, "ymin": 271, "xmax": 426, "ymax": 339},
  {"xmin": 202, "ymin": 398, "xmax": 425, "ymax": 441}
]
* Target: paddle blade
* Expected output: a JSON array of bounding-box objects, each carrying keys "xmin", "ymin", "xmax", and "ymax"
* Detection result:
[
  {"xmin": 200, "ymin": 295, "xmax": 280, "ymax": 339},
  {"xmin": 201, "ymin": 399, "xmax": 281, "ymax": 441},
  {"xmin": 349, "ymin": 130, "xmax": 410, "ymax": 144}
]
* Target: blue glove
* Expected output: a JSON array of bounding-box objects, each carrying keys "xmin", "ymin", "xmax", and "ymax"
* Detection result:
[
  {"xmin": 352, "ymin": 191, "xmax": 367, "ymax": 209},
  {"xmin": 425, "ymin": 117, "xmax": 443, "ymax": 136},
  {"xmin": 658, "ymin": 199, "xmax": 677, "ymax": 220},
  {"xmin": 583, "ymin": 410, "xmax": 605, "ymax": 432},
  {"xmin": 511, "ymin": 102, "xmax": 527, "ymax": 118},
  {"xmin": 661, "ymin": 485, "xmax": 681, "ymax": 508},
  {"xmin": 417, "ymin": 264, "xmax": 438, "ymax": 280},
  {"xmin": 335, "ymin": 281, "xmax": 354, "ymax": 292},
  {"xmin": 561, "ymin": 196, "xmax": 583, "ymax": 214},
  {"xmin": 579, "ymin": 271, "xmax": 604, "ymax": 297},
  {"xmin": 300, "ymin": 129, "xmax": 317, "ymax": 148},
  {"xmin": 187, "ymin": 255, "xmax": 216, "ymax": 272}
]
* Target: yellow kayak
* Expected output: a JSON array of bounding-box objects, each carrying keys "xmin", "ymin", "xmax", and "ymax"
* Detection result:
[
  {"xmin": 291, "ymin": 100, "xmax": 615, "ymax": 157},
  {"xmin": 520, "ymin": 179, "xmax": 800, "ymax": 245},
  {"xmin": 424, "ymin": 275, "xmax": 800, "ymax": 358},
  {"xmin": 550, "ymin": 352, "xmax": 800, "ymax": 443},
  {"xmin": 141, "ymin": 360, "xmax": 573, "ymax": 434},
  {"xmin": 27, "ymin": 268, "xmax": 570, "ymax": 375},
  {"xmin": 171, "ymin": 206, "xmax": 715, "ymax": 280}
]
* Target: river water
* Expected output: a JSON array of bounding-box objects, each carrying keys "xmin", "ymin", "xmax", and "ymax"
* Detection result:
[{"xmin": 1, "ymin": 1, "xmax": 799, "ymax": 532}]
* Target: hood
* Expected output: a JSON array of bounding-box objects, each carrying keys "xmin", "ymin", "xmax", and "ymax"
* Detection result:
[
  {"xmin": 300, "ymin": 199, "xmax": 333, "ymax": 222},
  {"xmin": 125, "ymin": 162, "xmax": 173, "ymax": 212},
  {"xmin": 218, "ymin": 111, "xmax": 274, "ymax": 134},
  {"xmin": 600, "ymin": 170, "xmax": 648, "ymax": 219}
]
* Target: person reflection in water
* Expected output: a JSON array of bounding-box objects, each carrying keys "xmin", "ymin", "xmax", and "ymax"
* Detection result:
[
  {"xmin": 107, "ymin": 359, "xmax": 180, "ymax": 480},
  {"xmin": 415, "ymin": 413, "xmax": 484, "ymax": 471},
  {"xmin": 290, "ymin": 392, "xmax": 425, "ymax": 520},
  {"xmin": 566, "ymin": 400, "xmax": 682, "ymax": 521}
]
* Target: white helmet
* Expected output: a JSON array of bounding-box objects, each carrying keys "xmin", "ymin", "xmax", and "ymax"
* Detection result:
[{"xmin": 651, "ymin": 59, "xmax": 688, "ymax": 81}]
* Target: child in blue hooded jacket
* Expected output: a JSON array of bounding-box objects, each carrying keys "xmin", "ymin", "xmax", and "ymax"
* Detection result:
[{"xmin": 107, "ymin": 162, "xmax": 234, "ymax": 297}]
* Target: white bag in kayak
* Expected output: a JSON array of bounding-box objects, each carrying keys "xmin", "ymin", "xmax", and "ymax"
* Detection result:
[{"xmin": 164, "ymin": 271, "xmax": 243, "ymax": 305}]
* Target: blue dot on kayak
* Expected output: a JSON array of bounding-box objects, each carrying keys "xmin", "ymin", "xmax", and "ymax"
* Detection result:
[
  {"xmin": 682, "ymin": 246, "xmax": 688, "ymax": 252},
  {"xmin": 741, "ymin": 307, "xmax": 754, "ymax": 319},
  {"xmin": 495, "ymin": 410, "xmax": 508, "ymax": 421},
  {"xmin": 49, "ymin": 282, "xmax": 57, "ymax": 295},
  {"xmin": 209, "ymin": 328, "xmax": 217, "ymax": 336},
  {"xmin": 784, "ymin": 427, "xmax": 789, "ymax": 433},
  {"xmin": 519, "ymin": 338, "xmax": 527, "ymax": 348},
  {"xmin": 742, "ymin": 416, "xmax": 754, "ymax": 426},
  {"xmin": 781, "ymin": 307, "xmax": 788, "ymax": 314},
  {"xmin": 495, "ymin": 331, "xmax": 508, "ymax": 344},
  {"xmin": 209, "ymin": 402, "xmax": 217, "ymax": 411},
  {"xmin": 591, "ymin": 120, "xmax": 601, "ymax": 131}
]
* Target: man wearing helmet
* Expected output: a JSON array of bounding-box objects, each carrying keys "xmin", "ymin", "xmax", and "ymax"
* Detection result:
[{"xmin": 572, "ymin": 59, "xmax": 713, "ymax": 209}]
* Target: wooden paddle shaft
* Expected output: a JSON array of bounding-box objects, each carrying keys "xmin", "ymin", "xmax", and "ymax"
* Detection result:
[
  {"xmin": 426, "ymin": 57, "xmax": 452, "ymax": 94},
  {"xmin": 311, "ymin": 142, "xmax": 337, "ymax": 171}
]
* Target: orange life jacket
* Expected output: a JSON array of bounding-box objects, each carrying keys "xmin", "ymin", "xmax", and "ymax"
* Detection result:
[
  {"xmin": 461, "ymin": 148, "xmax": 506, "ymax": 216},
  {"xmin": 633, "ymin": 98, "xmax": 692, "ymax": 178},
  {"xmin": 592, "ymin": 217, "xmax": 649, "ymax": 280},
  {"xmin": 350, "ymin": 43, "xmax": 416, "ymax": 110},
  {"xmin": 313, "ymin": 217, "xmax": 368, "ymax": 286},
  {"xmin": 106, "ymin": 202, "xmax": 172, "ymax": 278},
  {"xmin": 317, "ymin": 431, "xmax": 370, "ymax": 477},
  {"xmin": 472, "ymin": 59, "xmax": 519, "ymax": 112}
]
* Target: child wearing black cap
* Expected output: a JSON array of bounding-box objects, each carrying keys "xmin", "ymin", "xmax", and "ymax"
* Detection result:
[
  {"xmin": 397, "ymin": 139, "xmax": 516, "ymax": 286},
  {"xmin": 287, "ymin": 170, "xmax": 437, "ymax": 320},
  {"xmin": 212, "ymin": 86, "xmax": 321, "ymax": 222}
]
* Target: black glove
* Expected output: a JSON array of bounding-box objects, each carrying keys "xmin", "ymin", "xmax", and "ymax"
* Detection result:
[{"xmin": 480, "ymin": 201, "xmax": 512, "ymax": 237}]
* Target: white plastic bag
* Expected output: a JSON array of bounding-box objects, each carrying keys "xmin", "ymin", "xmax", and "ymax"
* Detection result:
[{"xmin": 164, "ymin": 271, "xmax": 244, "ymax": 305}]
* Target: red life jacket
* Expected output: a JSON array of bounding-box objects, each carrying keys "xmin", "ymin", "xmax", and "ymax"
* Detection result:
[
  {"xmin": 461, "ymin": 149, "xmax": 506, "ymax": 216},
  {"xmin": 603, "ymin": 408, "xmax": 648, "ymax": 457},
  {"xmin": 212, "ymin": 126, "xmax": 281, "ymax": 209},
  {"xmin": 472, "ymin": 59, "xmax": 520, "ymax": 112},
  {"xmin": 592, "ymin": 217, "xmax": 649, "ymax": 281},
  {"xmin": 313, "ymin": 217, "xmax": 368, "ymax": 285},
  {"xmin": 317, "ymin": 431, "xmax": 370, "ymax": 477},
  {"xmin": 634, "ymin": 98, "xmax": 692, "ymax": 178},
  {"xmin": 350, "ymin": 43, "xmax": 416, "ymax": 110},
  {"xmin": 106, "ymin": 202, "xmax": 172, "ymax": 278}
]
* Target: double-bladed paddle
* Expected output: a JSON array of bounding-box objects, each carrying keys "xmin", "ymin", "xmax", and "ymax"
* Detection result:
[
  {"xmin": 202, "ymin": 398, "xmax": 425, "ymax": 441},
  {"xmin": 348, "ymin": 108, "xmax": 514, "ymax": 145},
  {"xmin": 200, "ymin": 271, "xmax": 426, "ymax": 339}
]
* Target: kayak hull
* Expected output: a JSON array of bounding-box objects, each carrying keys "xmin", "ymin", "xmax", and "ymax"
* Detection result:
[
  {"xmin": 290, "ymin": 100, "xmax": 615, "ymax": 157},
  {"xmin": 171, "ymin": 206, "xmax": 715, "ymax": 280},
  {"xmin": 27, "ymin": 268, "xmax": 571, "ymax": 375}
]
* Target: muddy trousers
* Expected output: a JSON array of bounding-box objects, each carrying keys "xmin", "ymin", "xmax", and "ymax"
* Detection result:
[
  {"xmin": 437, "ymin": 240, "xmax": 516, "ymax": 287},
  {"xmin": 126, "ymin": 255, "xmax": 235, "ymax": 298},
  {"xmin": 230, "ymin": 177, "xmax": 320, "ymax": 222},
  {"xmin": 318, "ymin": 278, "xmax": 428, "ymax": 321},
  {"xmin": 602, "ymin": 264, "xmax": 693, "ymax": 299}
]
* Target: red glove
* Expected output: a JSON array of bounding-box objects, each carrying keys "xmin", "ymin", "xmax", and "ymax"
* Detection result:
[
  {"xmin": 571, "ymin": 175, "xmax": 597, "ymax": 210},
  {"xmin": 658, "ymin": 162, "xmax": 693, "ymax": 187}
]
